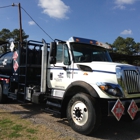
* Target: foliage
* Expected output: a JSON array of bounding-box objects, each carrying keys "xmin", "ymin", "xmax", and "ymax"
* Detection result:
[
  {"xmin": 0, "ymin": 28, "xmax": 29, "ymax": 53},
  {"xmin": 11, "ymin": 29, "xmax": 29, "ymax": 42},
  {"xmin": 0, "ymin": 28, "xmax": 11, "ymax": 42},
  {"xmin": 112, "ymin": 36, "xmax": 140, "ymax": 55},
  {"xmin": 0, "ymin": 28, "xmax": 29, "ymax": 42},
  {"xmin": 111, "ymin": 36, "xmax": 140, "ymax": 65}
]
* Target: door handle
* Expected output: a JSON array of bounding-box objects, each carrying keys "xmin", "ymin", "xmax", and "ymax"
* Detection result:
[{"xmin": 50, "ymin": 72, "xmax": 53, "ymax": 80}]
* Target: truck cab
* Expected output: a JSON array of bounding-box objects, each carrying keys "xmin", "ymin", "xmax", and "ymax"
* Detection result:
[{"xmin": 49, "ymin": 37, "xmax": 140, "ymax": 99}]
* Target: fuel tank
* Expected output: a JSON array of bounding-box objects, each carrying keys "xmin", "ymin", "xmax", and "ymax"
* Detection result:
[{"xmin": 0, "ymin": 51, "xmax": 14, "ymax": 75}]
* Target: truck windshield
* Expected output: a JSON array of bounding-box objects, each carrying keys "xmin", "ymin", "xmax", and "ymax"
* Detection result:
[{"xmin": 71, "ymin": 43, "xmax": 112, "ymax": 63}]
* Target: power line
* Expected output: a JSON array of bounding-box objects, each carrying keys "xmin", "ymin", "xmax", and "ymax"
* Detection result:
[
  {"xmin": 21, "ymin": 6, "xmax": 54, "ymax": 41},
  {"xmin": 0, "ymin": 5, "xmax": 12, "ymax": 8},
  {"xmin": 0, "ymin": 4, "xmax": 54, "ymax": 41}
]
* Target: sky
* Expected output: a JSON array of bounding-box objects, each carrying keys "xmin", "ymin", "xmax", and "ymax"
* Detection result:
[{"xmin": 0, "ymin": 0, "xmax": 140, "ymax": 44}]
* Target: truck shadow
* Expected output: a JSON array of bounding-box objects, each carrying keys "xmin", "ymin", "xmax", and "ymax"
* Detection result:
[
  {"xmin": 90, "ymin": 117, "xmax": 140, "ymax": 140},
  {"xmin": 57, "ymin": 116, "xmax": 140, "ymax": 140}
]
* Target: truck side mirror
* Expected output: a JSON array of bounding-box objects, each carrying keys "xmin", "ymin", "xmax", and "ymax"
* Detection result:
[{"xmin": 50, "ymin": 42, "xmax": 57, "ymax": 64}]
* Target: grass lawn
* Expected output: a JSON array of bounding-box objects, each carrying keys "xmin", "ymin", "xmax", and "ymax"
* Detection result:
[{"xmin": 0, "ymin": 109, "xmax": 74, "ymax": 140}]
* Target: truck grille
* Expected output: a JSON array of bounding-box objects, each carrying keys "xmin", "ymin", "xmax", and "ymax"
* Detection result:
[{"xmin": 124, "ymin": 70, "xmax": 140, "ymax": 94}]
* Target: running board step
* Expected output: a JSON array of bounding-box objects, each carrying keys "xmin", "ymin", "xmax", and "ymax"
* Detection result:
[
  {"xmin": 46, "ymin": 100, "xmax": 61, "ymax": 109},
  {"xmin": 8, "ymin": 92, "xmax": 17, "ymax": 100}
]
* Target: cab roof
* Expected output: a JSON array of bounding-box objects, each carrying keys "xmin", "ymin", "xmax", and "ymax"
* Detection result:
[{"xmin": 68, "ymin": 36, "xmax": 112, "ymax": 49}]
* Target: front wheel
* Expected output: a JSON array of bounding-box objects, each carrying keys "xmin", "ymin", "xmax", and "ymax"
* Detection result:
[{"xmin": 67, "ymin": 93, "xmax": 101, "ymax": 135}]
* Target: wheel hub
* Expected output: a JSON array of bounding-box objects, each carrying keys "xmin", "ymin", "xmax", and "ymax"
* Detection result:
[
  {"xmin": 73, "ymin": 107, "xmax": 83, "ymax": 120},
  {"xmin": 71, "ymin": 101, "xmax": 88, "ymax": 126}
]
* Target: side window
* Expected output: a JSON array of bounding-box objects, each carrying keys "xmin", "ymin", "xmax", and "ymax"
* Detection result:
[
  {"xmin": 64, "ymin": 45, "xmax": 70, "ymax": 65},
  {"xmin": 56, "ymin": 44, "xmax": 70, "ymax": 65},
  {"xmin": 73, "ymin": 51, "xmax": 83, "ymax": 63},
  {"xmin": 56, "ymin": 44, "xmax": 63, "ymax": 62}
]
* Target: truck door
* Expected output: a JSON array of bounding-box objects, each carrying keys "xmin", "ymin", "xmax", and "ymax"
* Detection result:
[{"xmin": 48, "ymin": 44, "xmax": 72, "ymax": 97}]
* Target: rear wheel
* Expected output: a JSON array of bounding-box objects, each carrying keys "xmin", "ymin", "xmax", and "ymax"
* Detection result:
[
  {"xmin": 67, "ymin": 93, "xmax": 101, "ymax": 135},
  {"xmin": 0, "ymin": 84, "xmax": 6, "ymax": 103}
]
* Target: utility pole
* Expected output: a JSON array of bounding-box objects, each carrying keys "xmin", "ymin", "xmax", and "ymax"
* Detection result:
[
  {"xmin": 18, "ymin": 3, "xmax": 23, "ymax": 43},
  {"xmin": 12, "ymin": 3, "xmax": 23, "ymax": 44}
]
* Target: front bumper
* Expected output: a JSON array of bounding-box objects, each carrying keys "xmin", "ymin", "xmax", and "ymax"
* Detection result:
[{"xmin": 108, "ymin": 98, "xmax": 140, "ymax": 120}]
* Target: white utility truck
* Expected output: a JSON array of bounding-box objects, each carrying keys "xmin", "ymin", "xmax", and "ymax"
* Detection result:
[{"xmin": 0, "ymin": 37, "xmax": 140, "ymax": 135}]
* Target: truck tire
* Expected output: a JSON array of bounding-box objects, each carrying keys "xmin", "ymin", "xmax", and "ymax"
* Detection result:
[
  {"xmin": 67, "ymin": 93, "xmax": 101, "ymax": 135},
  {"xmin": 0, "ymin": 84, "xmax": 6, "ymax": 103}
]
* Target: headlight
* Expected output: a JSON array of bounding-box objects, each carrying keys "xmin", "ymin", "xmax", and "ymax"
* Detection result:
[{"xmin": 97, "ymin": 82, "xmax": 124, "ymax": 97}]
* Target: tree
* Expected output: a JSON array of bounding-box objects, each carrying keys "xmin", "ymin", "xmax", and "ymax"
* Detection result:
[
  {"xmin": 112, "ymin": 36, "xmax": 137, "ymax": 55},
  {"xmin": 125, "ymin": 37, "xmax": 136, "ymax": 55},
  {"xmin": 0, "ymin": 28, "xmax": 29, "ymax": 42},
  {"xmin": 0, "ymin": 28, "xmax": 29, "ymax": 53},
  {"xmin": 0, "ymin": 28, "xmax": 11, "ymax": 42},
  {"xmin": 11, "ymin": 29, "xmax": 29, "ymax": 42},
  {"xmin": 111, "ymin": 36, "xmax": 140, "ymax": 65},
  {"xmin": 133, "ymin": 43, "xmax": 140, "ymax": 55}
]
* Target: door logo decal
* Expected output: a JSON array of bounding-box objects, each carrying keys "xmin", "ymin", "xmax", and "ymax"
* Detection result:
[{"xmin": 58, "ymin": 73, "xmax": 64, "ymax": 78}]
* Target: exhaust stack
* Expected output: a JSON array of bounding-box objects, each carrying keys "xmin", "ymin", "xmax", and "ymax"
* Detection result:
[{"xmin": 41, "ymin": 39, "xmax": 47, "ymax": 93}]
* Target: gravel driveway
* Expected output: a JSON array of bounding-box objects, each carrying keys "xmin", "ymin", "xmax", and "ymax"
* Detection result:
[{"xmin": 0, "ymin": 100, "xmax": 140, "ymax": 140}]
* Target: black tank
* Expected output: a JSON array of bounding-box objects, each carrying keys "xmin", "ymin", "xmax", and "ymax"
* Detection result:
[{"xmin": 0, "ymin": 52, "xmax": 14, "ymax": 75}]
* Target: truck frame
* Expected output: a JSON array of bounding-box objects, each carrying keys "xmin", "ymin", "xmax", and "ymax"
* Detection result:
[{"xmin": 0, "ymin": 37, "xmax": 140, "ymax": 135}]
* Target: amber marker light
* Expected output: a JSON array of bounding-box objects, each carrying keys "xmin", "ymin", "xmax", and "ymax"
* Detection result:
[
  {"xmin": 99, "ymin": 85, "xmax": 108, "ymax": 91},
  {"xmin": 96, "ymin": 42, "xmax": 99, "ymax": 45},
  {"xmin": 90, "ymin": 41, "xmax": 93, "ymax": 44},
  {"xmin": 76, "ymin": 38, "xmax": 80, "ymax": 42},
  {"xmin": 83, "ymin": 72, "xmax": 88, "ymax": 75}
]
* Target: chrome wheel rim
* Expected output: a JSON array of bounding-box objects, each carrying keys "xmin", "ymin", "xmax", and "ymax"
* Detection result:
[{"xmin": 71, "ymin": 101, "xmax": 88, "ymax": 126}]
